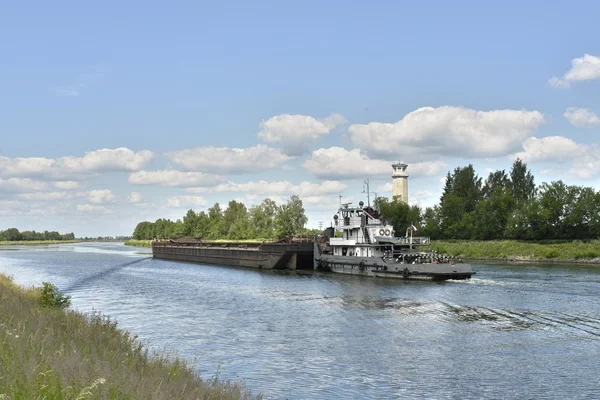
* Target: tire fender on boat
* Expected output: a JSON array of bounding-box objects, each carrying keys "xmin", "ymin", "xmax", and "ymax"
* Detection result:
[{"xmin": 402, "ymin": 267, "xmax": 410, "ymax": 278}]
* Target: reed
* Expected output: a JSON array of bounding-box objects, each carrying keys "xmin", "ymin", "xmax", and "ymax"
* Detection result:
[{"xmin": 0, "ymin": 274, "xmax": 260, "ymax": 399}]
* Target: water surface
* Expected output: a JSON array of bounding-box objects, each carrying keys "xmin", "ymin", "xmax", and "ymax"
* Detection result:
[{"xmin": 1, "ymin": 242, "xmax": 599, "ymax": 399}]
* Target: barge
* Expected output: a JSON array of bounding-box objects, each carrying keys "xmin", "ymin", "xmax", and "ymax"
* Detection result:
[{"xmin": 152, "ymin": 237, "xmax": 315, "ymax": 270}]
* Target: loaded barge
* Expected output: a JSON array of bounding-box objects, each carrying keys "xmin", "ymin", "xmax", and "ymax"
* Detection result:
[{"xmin": 152, "ymin": 237, "xmax": 315, "ymax": 270}]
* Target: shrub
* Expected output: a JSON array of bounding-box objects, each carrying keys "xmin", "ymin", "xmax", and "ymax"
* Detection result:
[{"xmin": 38, "ymin": 282, "xmax": 71, "ymax": 309}]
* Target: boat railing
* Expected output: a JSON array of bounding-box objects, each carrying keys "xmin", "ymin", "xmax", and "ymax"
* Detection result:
[{"xmin": 395, "ymin": 236, "xmax": 430, "ymax": 245}]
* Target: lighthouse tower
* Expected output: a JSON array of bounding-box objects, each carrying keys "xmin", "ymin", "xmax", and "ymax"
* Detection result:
[{"xmin": 391, "ymin": 162, "xmax": 408, "ymax": 203}]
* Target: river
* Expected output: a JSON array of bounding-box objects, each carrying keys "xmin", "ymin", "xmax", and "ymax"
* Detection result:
[{"xmin": 1, "ymin": 242, "xmax": 599, "ymax": 399}]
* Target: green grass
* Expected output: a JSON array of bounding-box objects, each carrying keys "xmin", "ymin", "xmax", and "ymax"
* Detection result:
[
  {"xmin": 431, "ymin": 239, "xmax": 600, "ymax": 262},
  {"xmin": 0, "ymin": 274, "xmax": 260, "ymax": 399},
  {"xmin": 0, "ymin": 240, "xmax": 81, "ymax": 246}
]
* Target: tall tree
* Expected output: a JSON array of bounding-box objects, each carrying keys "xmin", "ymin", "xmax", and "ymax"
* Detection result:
[
  {"xmin": 222, "ymin": 200, "xmax": 249, "ymax": 239},
  {"xmin": 275, "ymin": 195, "xmax": 308, "ymax": 238},
  {"xmin": 483, "ymin": 169, "xmax": 511, "ymax": 198},
  {"xmin": 510, "ymin": 158, "xmax": 536, "ymax": 205},
  {"xmin": 249, "ymin": 198, "xmax": 278, "ymax": 239}
]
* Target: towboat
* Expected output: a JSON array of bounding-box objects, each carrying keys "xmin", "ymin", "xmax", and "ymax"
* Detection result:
[{"xmin": 314, "ymin": 201, "xmax": 475, "ymax": 280}]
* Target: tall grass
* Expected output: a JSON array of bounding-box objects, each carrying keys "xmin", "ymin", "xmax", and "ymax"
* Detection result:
[
  {"xmin": 431, "ymin": 240, "xmax": 600, "ymax": 261},
  {"xmin": 0, "ymin": 274, "xmax": 260, "ymax": 399}
]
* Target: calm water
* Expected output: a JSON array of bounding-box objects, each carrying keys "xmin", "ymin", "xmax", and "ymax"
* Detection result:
[{"xmin": 1, "ymin": 242, "xmax": 599, "ymax": 399}]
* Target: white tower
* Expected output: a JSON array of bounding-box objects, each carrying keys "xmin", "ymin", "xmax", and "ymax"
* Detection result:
[{"xmin": 391, "ymin": 162, "xmax": 408, "ymax": 203}]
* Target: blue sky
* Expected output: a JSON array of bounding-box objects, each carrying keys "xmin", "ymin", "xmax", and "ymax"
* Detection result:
[{"xmin": 1, "ymin": 1, "xmax": 599, "ymax": 236}]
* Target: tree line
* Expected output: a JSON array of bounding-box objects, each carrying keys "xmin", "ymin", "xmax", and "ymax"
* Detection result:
[
  {"xmin": 133, "ymin": 195, "xmax": 316, "ymax": 240},
  {"xmin": 0, "ymin": 228, "xmax": 75, "ymax": 242},
  {"xmin": 375, "ymin": 158, "xmax": 600, "ymax": 241}
]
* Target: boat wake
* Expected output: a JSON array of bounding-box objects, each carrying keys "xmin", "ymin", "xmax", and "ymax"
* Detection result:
[
  {"xmin": 62, "ymin": 257, "xmax": 151, "ymax": 293},
  {"xmin": 435, "ymin": 301, "xmax": 600, "ymax": 337}
]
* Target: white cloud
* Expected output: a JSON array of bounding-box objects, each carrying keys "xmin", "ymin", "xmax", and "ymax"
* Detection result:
[
  {"xmin": 54, "ymin": 181, "xmax": 82, "ymax": 190},
  {"xmin": 349, "ymin": 106, "xmax": 544, "ymax": 159},
  {"xmin": 76, "ymin": 204, "xmax": 112, "ymax": 214},
  {"xmin": 167, "ymin": 195, "xmax": 208, "ymax": 208},
  {"xmin": 257, "ymin": 113, "xmax": 347, "ymax": 155},
  {"xmin": 549, "ymin": 54, "xmax": 600, "ymax": 88},
  {"xmin": 19, "ymin": 192, "xmax": 71, "ymax": 201},
  {"xmin": 128, "ymin": 170, "xmax": 224, "ymax": 187},
  {"xmin": 187, "ymin": 180, "xmax": 348, "ymax": 196},
  {"xmin": 303, "ymin": 147, "xmax": 447, "ymax": 180},
  {"xmin": 87, "ymin": 189, "xmax": 117, "ymax": 204},
  {"xmin": 377, "ymin": 182, "xmax": 393, "ymax": 192},
  {"xmin": 128, "ymin": 192, "xmax": 142, "ymax": 203},
  {"xmin": 165, "ymin": 145, "xmax": 291, "ymax": 174},
  {"xmin": 514, "ymin": 136, "xmax": 585, "ymax": 163},
  {"xmin": 0, "ymin": 148, "xmax": 154, "ymax": 180},
  {"xmin": 0, "ymin": 178, "xmax": 48, "ymax": 193},
  {"xmin": 564, "ymin": 107, "xmax": 600, "ymax": 128}
]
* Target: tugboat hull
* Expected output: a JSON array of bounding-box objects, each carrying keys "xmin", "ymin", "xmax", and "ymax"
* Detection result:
[{"xmin": 316, "ymin": 254, "xmax": 475, "ymax": 280}]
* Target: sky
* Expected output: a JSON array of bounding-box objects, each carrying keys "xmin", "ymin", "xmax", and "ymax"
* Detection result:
[{"xmin": 1, "ymin": 0, "xmax": 599, "ymax": 237}]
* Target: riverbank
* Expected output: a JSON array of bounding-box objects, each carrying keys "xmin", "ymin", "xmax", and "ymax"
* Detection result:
[
  {"xmin": 0, "ymin": 240, "xmax": 81, "ymax": 246},
  {"xmin": 0, "ymin": 274, "xmax": 259, "ymax": 399},
  {"xmin": 431, "ymin": 240, "xmax": 600, "ymax": 264}
]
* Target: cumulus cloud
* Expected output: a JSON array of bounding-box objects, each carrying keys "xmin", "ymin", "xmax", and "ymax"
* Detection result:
[
  {"xmin": 514, "ymin": 136, "xmax": 585, "ymax": 163},
  {"xmin": 165, "ymin": 145, "xmax": 291, "ymax": 174},
  {"xmin": 87, "ymin": 189, "xmax": 117, "ymax": 204},
  {"xmin": 128, "ymin": 192, "xmax": 142, "ymax": 203},
  {"xmin": 19, "ymin": 192, "xmax": 73, "ymax": 201},
  {"xmin": 128, "ymin": 170, "xmax": 224, "ymax": 187},
  {"xmin": 349, "ymin": 106, "xmax": 544, "ymax": 159},
  {"xmin": 0, "ymin": 178, "xmax": 48, "ymax": 193},
  {"xmin": 0, "ymin": 148, "xmax": 154, "ymax": 180},
  {"xmin": 167, "ymin": 195, "xmax": 207, "ymax": 208},
  {"xmin": 257, "ymin": 113, "xmax": 347, "ymax": 155},
  {"xmin": 54, "ymin": 181, "xmax": 82, "ymax": 190},
  {"xmin": 76, "ymin": 204, "xmax": 112, "ymax": 214},
  {"xmin": 564, "ymin": 108, "xmax": 600, "ymax": 128},
  {"xmin": 549, "ymin": 54, "xmax": 600, "ymax": 88},
  {"xmin": 303, "ymin": 147, "xmax": 447, "ymax": 180},
  {"xmin": 187, "ymin": 180, "xmax": 347, "ymax": 196}
]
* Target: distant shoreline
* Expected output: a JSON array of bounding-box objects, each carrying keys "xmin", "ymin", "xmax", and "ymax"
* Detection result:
[{"xmin": 0, "ymin": 240, "xmax": 81, "ymax": 246}]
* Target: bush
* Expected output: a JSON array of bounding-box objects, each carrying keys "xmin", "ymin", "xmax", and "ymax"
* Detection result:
[{"xmin": 38, "ymin": 282, "xmax": 71, "ymax": 309}]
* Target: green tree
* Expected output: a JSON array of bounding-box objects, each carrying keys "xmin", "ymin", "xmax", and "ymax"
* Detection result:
[
  {"xmin": 275, "ymin": 195, "xmax": 308, "ymax": 238},
  {"xmin": 510, "ymin": 158, "xmax": 536, "ymax": 206},
  {"xmin": 206, "ymin": 203, "xmax": 223, "ymax": 239},
  {"xmin": 182, "ymin": 209, "xmax": 199, "ymax": 237},
  {"xmin": 374, "ymin": 197, "xmax": 421, "ymax": 236},
  {"xmin": 249, "ymin": 198, "xmax": 278, "ymax": 239},
  {"xmin": 222, "ymin": 201, "xmax": 249, "ymax": 239}
]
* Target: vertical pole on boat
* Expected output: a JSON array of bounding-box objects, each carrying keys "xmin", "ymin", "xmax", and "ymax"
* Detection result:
[{"xmin": 363, "ymin": 179, "xmax": 370, "ymax": 207}]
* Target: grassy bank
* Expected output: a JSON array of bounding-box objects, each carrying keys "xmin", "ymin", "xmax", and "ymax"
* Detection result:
[
  {"xmin": 0, "ymin": 240, "xmax": 80, "ymax": 246},
  {"xmin": 431, "ymin": 240, "xmax": 600, "ymax": 263},
  {"xmin": 0, "ymin": 274, "xmax": 259, "ymax": 399}
]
